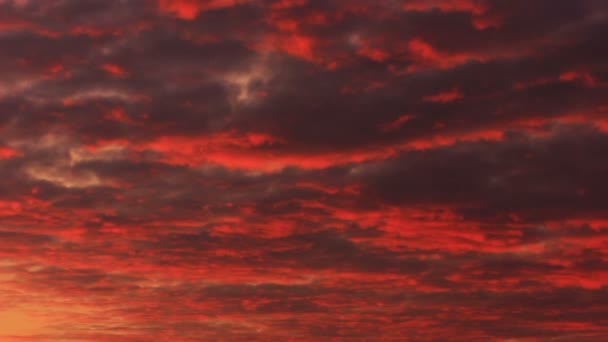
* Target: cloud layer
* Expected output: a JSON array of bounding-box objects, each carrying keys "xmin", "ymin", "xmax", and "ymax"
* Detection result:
[{"xmin": 1, "ymin": 0, "xmax": 608, "ymax": 340}]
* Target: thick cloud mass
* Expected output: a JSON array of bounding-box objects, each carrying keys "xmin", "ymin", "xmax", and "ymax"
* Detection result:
[{"xmin": 1, "ymin": 0, "xmax": 608, "ymax": 340}]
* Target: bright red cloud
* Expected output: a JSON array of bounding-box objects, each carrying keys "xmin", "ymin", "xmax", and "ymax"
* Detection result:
[
  {"xmin": 0, "ymin": 146, "xmax": 19, "ymax": 159},
  {"xmin": 158, "ymin": 0, "xmax": 251, "ymax": 19}
]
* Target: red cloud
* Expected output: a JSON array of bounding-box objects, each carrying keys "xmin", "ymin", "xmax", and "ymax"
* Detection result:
[
  {"xmin": 422, "ymin": 87, "xmax": 464, "ymax": 103},
  {"xmin": 2, "ymin": 0, "xmax": 608, "ymax": 340},
  {"xmin": 101, "ymin": 63, "xmax": 129, "ymax": 77},
  {"xmin": 158, "ymin": 0, "xmax": 251, "ymax": 19},
  {"xmin": 0, "ymin": 146, "xmax": 19, "ymax": 159},
  {"xmin": 403, "ymin": 0, "xmax": 501, "ymax": 30}
]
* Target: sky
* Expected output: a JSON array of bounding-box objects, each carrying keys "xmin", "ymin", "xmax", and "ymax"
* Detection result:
[{"xmin": 0, "ymin": 0, "xmax": 607, "ymax": 341}]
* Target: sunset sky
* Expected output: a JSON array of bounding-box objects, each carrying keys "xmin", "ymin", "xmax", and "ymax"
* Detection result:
[{"xmin": 1, "ymin": 0, "xmax": 608, "ymax": 341}]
